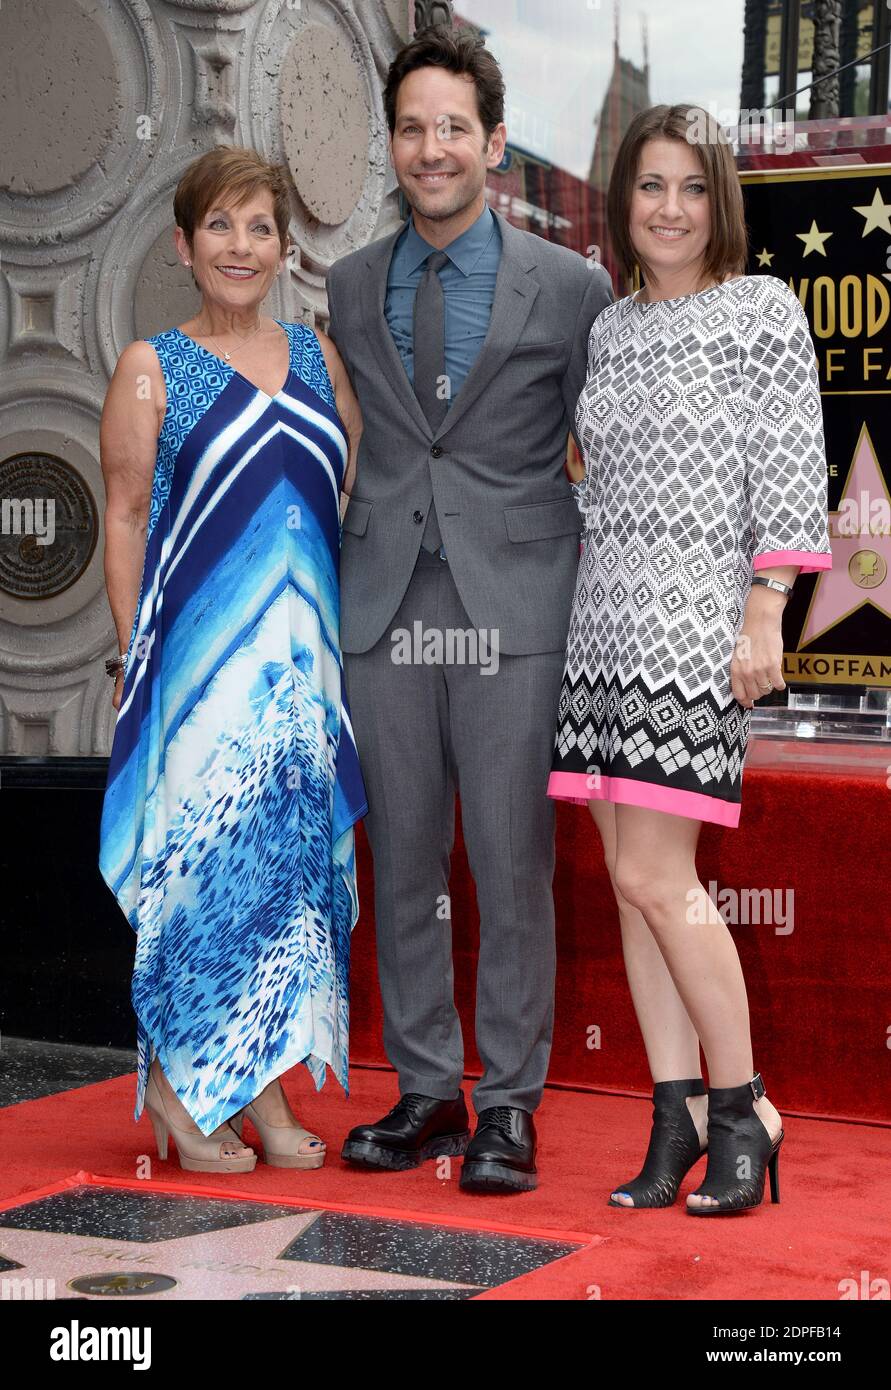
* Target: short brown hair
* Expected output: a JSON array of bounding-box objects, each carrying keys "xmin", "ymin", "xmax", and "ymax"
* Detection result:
[
  {"xmin": 607, "ymin": 104, "xmax": 748, "ymax": 291},
  {"xmin": 384, "ymin": 25, "xmax": 505, "ymax": 139},
  {"xmin": 173, "ymin": 146, "xmax": 293, "ymax": 259}
]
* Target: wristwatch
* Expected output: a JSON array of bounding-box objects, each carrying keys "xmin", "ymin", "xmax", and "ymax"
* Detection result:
[{"xmin": 751, "ymin": 576, "xmax": 793, "ymax": 599}]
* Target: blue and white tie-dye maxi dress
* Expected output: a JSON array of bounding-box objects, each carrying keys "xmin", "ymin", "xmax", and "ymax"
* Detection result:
[{"xmin": 99, "ymin": 320, "xmax": 368, "ymax": 1137}]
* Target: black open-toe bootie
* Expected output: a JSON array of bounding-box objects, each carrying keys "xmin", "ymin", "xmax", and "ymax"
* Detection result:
[
  {"xmin": 687, "ymin": 1071, "xmax": 784, "ymax": 1216},
  {"xmin": 608, "ymin": 1077, "xmax": 707, "ymax": 1208}
]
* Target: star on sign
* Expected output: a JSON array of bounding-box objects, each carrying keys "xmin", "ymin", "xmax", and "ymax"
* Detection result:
[
  {"xmin": 756, "ymin": 248, "xmax": 774, "ymax": 267},
  {"xmin": 799, "ymin": 424, "xmax": 891, "ymax": 647},
  {"xmin": 0, "ymin": 1213, "xmax": 482, "ymax": 1300},
  {"xmin": 853, "ymin": 187, "xmax": 891, "ymax": 237},
  {"xmin": 796, "ymin": 220, "xmax": 833, "ymax": 257}
]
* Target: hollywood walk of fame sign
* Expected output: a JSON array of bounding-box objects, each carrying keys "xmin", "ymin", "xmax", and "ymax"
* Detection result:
[{"xmin": 741, "ymin": 164, "xmax": 891, "ymax": 689}]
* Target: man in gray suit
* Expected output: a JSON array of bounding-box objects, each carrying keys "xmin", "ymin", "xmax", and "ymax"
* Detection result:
[{"xmin": 326, "ymin": 25, "xmax": 612, "ymax": 1193}]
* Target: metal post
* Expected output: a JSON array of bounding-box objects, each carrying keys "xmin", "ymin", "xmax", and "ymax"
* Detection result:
[
  {"xmin": 779, "ymin": 0, "xmax": 802, "ymax": 113},
  {"xmin": 869, "ymin": 0, "xmax": 890, "ymax": 116}
]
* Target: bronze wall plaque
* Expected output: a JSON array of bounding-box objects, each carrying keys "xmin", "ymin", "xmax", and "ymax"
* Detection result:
[{"xmin": 0, "ymin": 451, "xmax": 97, "ymax": 600}]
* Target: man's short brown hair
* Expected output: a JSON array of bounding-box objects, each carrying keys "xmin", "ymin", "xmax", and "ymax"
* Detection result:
[
  {"xmin": 607, "ymin": 104, "xmax": 748, "ymax": 291},
  {"xmin": 384, "ymin": 25, "xmax": 505, "ymax": 139}
]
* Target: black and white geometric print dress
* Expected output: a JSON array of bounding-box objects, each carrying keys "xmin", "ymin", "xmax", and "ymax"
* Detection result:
[{"xmin": 548, "ymin": 274, "xmax": 832, "ymax": 827}]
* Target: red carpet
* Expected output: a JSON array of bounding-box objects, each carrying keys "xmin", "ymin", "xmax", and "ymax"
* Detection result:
[
  {"xmin": 350, "ymin": 760, "xmax": 891, "ymax": 1124},
  {"xmin": 5, "ymin": 750, "xmax": 887, "ymax": 1298},
  {"xmin": 2, "ymin": 1064, "xmax": 888, "ymax": 1300}
]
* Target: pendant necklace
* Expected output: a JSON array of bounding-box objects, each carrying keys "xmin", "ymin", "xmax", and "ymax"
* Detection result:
[{"xmin": 207, "ymin": 320, "xmax": 264, "ymax": 362}]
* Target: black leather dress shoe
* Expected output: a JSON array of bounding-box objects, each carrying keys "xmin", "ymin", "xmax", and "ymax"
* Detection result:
[
  {"xmin": 459, "ymin": 1106, "xmax": 538, "ymax": 1193},
  {"xmin": 341, "ymin": 1092, "xmax": 470, "ymax": 1171}
]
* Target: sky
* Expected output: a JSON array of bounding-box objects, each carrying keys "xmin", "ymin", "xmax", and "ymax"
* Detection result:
[{"xmin": 457, "ymin": 0, "xmax": 747, "ymax": 179}]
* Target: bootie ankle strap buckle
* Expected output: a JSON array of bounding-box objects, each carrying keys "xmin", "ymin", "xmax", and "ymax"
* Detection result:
[{"xmin": 687, "ymin": 1072, "xmax": 782, "ymax": 1215}]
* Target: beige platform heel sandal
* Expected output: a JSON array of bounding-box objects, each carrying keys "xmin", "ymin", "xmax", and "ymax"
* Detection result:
[
  {"xmin": 235, "ymin": 1101, "xmax": 326, "ymax": 1169},
  {"xmin": 145, "ymin": 1064, "xmax": 257, "ymax": 1173}
]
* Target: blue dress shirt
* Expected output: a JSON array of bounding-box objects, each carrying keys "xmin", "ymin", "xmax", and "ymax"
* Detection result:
[{"xmin": 385, "ymin": 203, "xmax": 502, "ymax": 399}]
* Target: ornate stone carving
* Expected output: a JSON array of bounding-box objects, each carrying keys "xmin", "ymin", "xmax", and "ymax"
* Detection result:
[
  {"xmin": 249, "ymin": 0, "xmax": 406, "ymax": 320},
  {"xmin": 187, "ymin": 31, "xmax": 241, "ymax": 135},
  {"xmin": 0, "ymin": 379, "xmax": 114, "ymax": 753},
  {"xmin": 280, "ymin": 21, "xmax": 371, "ymax": 228},
  {"xmin": 0, "ymin": 0, "xmax": 165, "ymax": 245},
  {"xmin": 414, "ymin": 0, "xmax": 454, "ymax": 32},
  {"xmin": 3, "ymin": 257, "xmax": 93, "ymax": 365},
  {"xmin": 0, "ymin": 0, "xmax": 408, "ymax": 754}
]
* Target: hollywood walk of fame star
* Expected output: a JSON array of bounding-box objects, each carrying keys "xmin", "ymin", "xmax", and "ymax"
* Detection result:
[
  {"xmin": 799, "ymin": 423, "xmax": 891, "ymax": 647},
  {"xmin": 0, "ymin": 1211, "xmax": 485, "ymax": 1300}
]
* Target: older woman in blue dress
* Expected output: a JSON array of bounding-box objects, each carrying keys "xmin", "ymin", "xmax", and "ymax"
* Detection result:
[{"xmin": 99, "ymin": 147, "xmax": 367, "ymax": 1172}]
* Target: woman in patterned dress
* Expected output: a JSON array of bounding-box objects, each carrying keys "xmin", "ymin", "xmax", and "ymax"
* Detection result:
[
  {"xmin": 99, "ymin": 147, "xmax": 367, "ymax": 1172},
  {"xmin": 548, "ymin": 107, "xmax": 831, "ymax": 1213}
]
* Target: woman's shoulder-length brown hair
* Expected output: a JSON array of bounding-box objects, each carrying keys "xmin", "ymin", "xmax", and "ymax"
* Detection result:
[{"xmin": 607, "ymin": 104, "xmax": 748, "ymax": 292}]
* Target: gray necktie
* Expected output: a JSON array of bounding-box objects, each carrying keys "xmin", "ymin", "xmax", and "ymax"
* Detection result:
[{"xmin": 413, "ymin": 250, "xmax": 449, "ymax": 552}]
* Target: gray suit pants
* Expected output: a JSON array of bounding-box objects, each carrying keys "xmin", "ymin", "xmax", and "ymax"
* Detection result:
[{"xmin": 343, "ymin": 546, "xmax": 565, "ymax": 1114}]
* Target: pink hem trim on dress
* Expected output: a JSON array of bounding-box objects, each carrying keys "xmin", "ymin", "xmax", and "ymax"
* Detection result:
[
  {"xmin": 753, "ymin": 549, "xmax": 832, "ymax": 574},
  {"xmin": 547, "ymin": 770, "xmax": 742, "ymax": 828}
]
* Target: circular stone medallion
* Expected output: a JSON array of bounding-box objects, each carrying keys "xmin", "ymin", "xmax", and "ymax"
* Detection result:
[{"xmin": 0, "ymin": 452, "xmax": 97, "ymax": 600}]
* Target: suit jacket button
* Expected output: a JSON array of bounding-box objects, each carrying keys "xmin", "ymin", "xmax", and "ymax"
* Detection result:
[
  {"xmin": 430, "ymin": 445, "xmax": 443, "ymax": 458},
  {"xmin": 412, "ymin": 510, "xmax": 424, "ymax": 524}
]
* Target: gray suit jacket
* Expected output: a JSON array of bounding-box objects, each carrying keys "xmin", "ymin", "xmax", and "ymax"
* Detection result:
[{"xmin": 327, "ymin": 208, "xmax": 614, "ymax": 655}]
